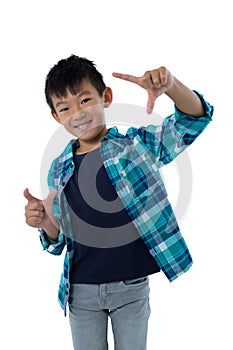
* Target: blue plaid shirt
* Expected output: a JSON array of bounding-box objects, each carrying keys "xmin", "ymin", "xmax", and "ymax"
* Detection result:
[{"xmin": 39, "ymin": 91, "xmax": 213, "ymax": 316}]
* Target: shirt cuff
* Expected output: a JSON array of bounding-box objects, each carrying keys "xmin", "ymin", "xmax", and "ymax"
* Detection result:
[
  {"xmin": 38, "ymin": 228, "xmax": 61, "ymax": 249},
  {"xmin": 174, "ymin": 90, "xmax": 214, "ymax": 119}
]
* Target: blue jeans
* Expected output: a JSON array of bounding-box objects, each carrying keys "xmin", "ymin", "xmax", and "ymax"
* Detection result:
[{"xmin": 68, "ymin": 276, "xmax": 151, "ymax": 350}]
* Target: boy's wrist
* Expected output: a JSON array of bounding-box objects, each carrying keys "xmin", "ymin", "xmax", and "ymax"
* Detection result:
[
  {"xmin": 165, "ymin": 77, "xmax": 205, "ymax": 116},
  {"xmin": 164, "ymin": 77, "xmax": 181, "ymax": 100},
  {"xmin": 42, "ymin": 221, "xmax": 59, "ymax": 241}
]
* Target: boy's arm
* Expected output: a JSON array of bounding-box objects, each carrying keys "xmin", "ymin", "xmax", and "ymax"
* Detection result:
[
  {"xmin": 126, "ymin": 92, "xmax": 213, "ymax": 168},
  {"xmin": 113, "ymin": 67, "xmax": 213, "ymax": 167},
  {"xmin": 41, "ymin": 220, "xmax": 59, "ymax": 241},
  {"xmin": 39, "ymin": 228, "xmax": 65, "ymax": 255},
  {"xmin": 165, "ymin": 77, "xmax": 205, "ymax": 117},
  {"xmin": 38, "ymin": 214, "xmax": 65, "ymax": 256},
  {"xmin": 24, "ymin": 188, "xmax": 65, "ymax": 255},
  {"xmin": 38, "ymin": 158, "xmax": 66, "ymax": 255}
]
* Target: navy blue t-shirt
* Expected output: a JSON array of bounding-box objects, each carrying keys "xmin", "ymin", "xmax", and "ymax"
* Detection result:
[{"xmin": 64, "ymin": 147, "xmax": 160, "ymax": 284}]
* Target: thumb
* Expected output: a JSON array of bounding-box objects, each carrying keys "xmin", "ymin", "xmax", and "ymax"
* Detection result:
[
  {"xmin": 43, "ymin": 189, "xmax": 59, "ymax": 228},
  {"xmin": 44, "ymin": 189, "xmax": 57, "ymax": 206},
  {"xmin": 147, "ymin": 93, "xmax": 156, "ymax": 114},
  {"xmin": 43, "ymin": 189, "xmax": 57, "ymax": 213}
]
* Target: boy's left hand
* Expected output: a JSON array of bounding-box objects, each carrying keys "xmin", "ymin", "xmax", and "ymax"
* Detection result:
[{"xmin": 112, "ymin": 67, "xmax": 174, "ymax": 114}]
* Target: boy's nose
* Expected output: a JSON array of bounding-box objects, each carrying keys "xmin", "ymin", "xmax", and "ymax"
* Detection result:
[{"xmin": 72, "ymin": 112, "xmax": 86, "ymax": 123}]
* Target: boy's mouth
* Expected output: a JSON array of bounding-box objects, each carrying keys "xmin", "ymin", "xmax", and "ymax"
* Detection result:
[{"xmin": 74, "ymin": 120, "xmax": 92, "ymax": 130}]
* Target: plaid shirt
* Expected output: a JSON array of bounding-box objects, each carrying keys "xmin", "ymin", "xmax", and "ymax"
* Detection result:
[{"xmin": 39, "ymin": 91, "xmax": 213, "ymax": 316}]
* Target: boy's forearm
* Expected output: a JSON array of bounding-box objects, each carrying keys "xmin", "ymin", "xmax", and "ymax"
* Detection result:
[
  {"xmin": 165, "ymin": 77, "xmax": 205, "ymax": 117},
  {"xmin": 42, "ymin": 221, "xmax": 59, "ymax": 241}
]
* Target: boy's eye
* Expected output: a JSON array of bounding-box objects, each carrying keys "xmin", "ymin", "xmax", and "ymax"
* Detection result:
[
  {"xmin": 81, "ymin": 98, "xmax": 91, "ymax": 105},
  {"xmin": 59, "ymin": 107, "xmax": 69, "ymax": 113}
]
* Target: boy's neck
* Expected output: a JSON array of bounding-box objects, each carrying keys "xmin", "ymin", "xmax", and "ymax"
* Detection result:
[
  {"xmin": 76, "ymin": 127, "xmax": 108, "ymax": 155},
  {"xmin": 76, "ymin": 143, "xmax": 100, "ymax": 155}
]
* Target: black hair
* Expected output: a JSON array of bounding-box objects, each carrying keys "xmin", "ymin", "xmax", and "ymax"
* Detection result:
[{"xmin": 45, "ymin": 54, "xmax": 106, "ymax": 114}]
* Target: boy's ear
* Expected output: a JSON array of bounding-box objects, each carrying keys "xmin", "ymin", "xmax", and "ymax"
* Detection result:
[
  {"xmin": 51, "ymin": 111, "xmax": 61, "ymax": 123},
  {"xmin": 103, "ymin": 87, "xmax": 113, "ymax": 108}
]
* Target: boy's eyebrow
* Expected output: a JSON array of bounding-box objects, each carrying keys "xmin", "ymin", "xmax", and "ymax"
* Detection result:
[{"xmin": 55, "ymin": 90, "xmax": 92, "ymax": 108}]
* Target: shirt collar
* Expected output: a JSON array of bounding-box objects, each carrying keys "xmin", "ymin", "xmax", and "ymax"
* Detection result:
[{"xmin": 71, "ymin": 127, "xmax": 122, "ymax": 153}]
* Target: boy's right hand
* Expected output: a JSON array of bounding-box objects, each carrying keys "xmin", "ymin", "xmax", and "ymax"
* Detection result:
[{"xmin": 24, "ymin": 188, "xmax": 58, "ymax": 231}]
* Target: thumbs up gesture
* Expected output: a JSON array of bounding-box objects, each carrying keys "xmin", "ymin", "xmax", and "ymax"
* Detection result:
[{"xmin": 24, "ymin": 188, "xmax": 59, "ymax": 240}]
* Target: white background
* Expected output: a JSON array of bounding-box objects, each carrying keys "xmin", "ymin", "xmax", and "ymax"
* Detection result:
[{"xmin": 1, "ymin": 0, "xmax": 232, "ymax": 349}]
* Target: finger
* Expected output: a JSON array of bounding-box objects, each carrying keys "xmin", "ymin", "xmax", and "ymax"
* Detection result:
[
  {"xmin": 159, "ymin": 66, "xmax": 168, "ymax": 85},
  {"xmin": 147, "ymin": 93, "xmax": 157, "ymax": 115},
  {"xmin": 25, "ymin": 209, "xmax": 44, "ymax": 220},
  {"xmin": 43, "ymin": 190, "xmax": 56, "ymax": 217},
  {"xmin": 112, "ymin": 72, "xmax": 139, "ymax": 84},
  {"xmin": 24, "ymin": 188, "xmax": 44, "ymax": 212},
  {"xmin": 26, "ymin": 216, "xmax": 43, "ymax": 227},
  {"xmin": 23, "ymin": 188, "xmax": 38, "ymax": 202},
  {"xmin": 138, "ymin": 71, "xmax": 155, "ymax": 90},
  {"xmin": 147, "ymin": 67, "xmax": 169, "ymax": 88},
  {"xmin": 149, "ymin": 70, "xmax": 162, "ymax": 88},
  {"xmin": 25, "ymin": 200, "xmax": 44, "ymax": 212}
]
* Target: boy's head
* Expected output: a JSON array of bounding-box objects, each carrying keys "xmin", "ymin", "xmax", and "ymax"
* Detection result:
[
  {"xmin": 45, "ymin": 54, "xmax": 112, "ymax": 145},
  {"xmin": 45, "ymin": 55, "xmax": 107, "ymax": 114}
]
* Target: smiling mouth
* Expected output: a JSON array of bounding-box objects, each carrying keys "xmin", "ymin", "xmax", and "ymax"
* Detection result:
[{"xmin": 74, "ymin": 120, "xmax": 92, "ymax": 129}]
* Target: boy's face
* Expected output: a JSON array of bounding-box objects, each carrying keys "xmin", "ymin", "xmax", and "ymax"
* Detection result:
[{"xmin": 51, "ymin": 80, "xmax": 112, "ymax": 143}]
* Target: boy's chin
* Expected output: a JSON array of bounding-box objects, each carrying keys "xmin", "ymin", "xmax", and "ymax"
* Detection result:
[
  {"xmin": 65, "ymin": 126, "xmax": 98, "ymax": 139},
  {"xmin": 77, "ymin": 125, "xmax": 107, "ymax": 141}
]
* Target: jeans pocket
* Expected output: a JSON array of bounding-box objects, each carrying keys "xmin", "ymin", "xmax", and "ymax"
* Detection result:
[{"xmin": 122, "ymin": 276, "xmax": 148, "ymax": 286}]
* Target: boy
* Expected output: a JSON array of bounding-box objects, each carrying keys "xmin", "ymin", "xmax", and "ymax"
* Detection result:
[{"xmin": 24, "ymin": 55, "xmax": 213, "ymax": 350}]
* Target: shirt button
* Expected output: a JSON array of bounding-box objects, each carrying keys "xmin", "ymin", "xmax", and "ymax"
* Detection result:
[{"xmin": 61, "ymin": 181, "xmax": 66, "ymax": 186}]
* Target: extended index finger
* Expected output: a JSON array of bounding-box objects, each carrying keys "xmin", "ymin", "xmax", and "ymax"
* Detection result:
[
  {"xmin": 112, "ymin": 72, "xmax": 139, "ymax": 84},
  {"xmin": 23, "ymin": 188, "xmax": 38, "ymax": 202}
]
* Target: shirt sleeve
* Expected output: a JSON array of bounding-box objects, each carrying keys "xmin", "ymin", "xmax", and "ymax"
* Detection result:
[
  {"xmin": 136, "ymin": 91, "xmax": 214, "ymax": 168},
  {"xmin": 38, "ymin": 157, "xmax": 66, "ymax": 255},
  {"xmin": 38, "ymin": 228, "xmax": 65, "ymax": 255}
]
